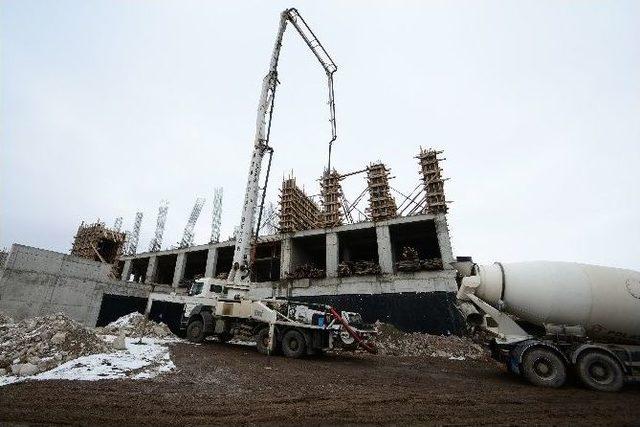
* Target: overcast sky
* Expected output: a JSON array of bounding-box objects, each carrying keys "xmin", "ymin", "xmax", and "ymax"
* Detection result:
[{"xmin": 1, "ymin": 0, "xmax": 638, "ymax": 270}]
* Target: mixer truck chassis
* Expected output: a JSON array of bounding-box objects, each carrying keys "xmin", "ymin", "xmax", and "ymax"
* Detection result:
[
  {"xmin": 491, "ymin": 337, "xmax": 640, "ymax": 392},
  {"xmin": 457, "ymin": 261, "xmax": 640, "ymax": 392}
]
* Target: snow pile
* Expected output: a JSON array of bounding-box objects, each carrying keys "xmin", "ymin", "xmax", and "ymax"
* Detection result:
[
  {"xmin": 375, "ymin": 323, "xmax": 487, "ymax": 360},
  {"xmin": 100, "ymin": 312, "xmax": 174, "ymax": 339},
  {"xmin": 0, "ymin": 337, "xmax": 175, "ymax": 386},
  {"xmin": 0, "ymin": 313, "xmax": 110, "ymax": 377}
]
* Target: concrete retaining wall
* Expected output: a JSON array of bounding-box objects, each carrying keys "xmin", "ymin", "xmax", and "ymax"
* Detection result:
[{"xmin": 0, "ymin": 244, "xmax": 151, "ymax": 326}]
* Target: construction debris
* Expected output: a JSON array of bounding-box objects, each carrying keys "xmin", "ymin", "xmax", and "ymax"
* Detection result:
[
  {"xmin": 286, "ymin": 263, "xmax": 325, "ymax": 279},
  {"xmin": 279, "ymin": 177, "xmax": 321, "ymax": 233},
  {"xmin": 0, "ymin": 311, "xmax": 14, "ymax": 325},
  {"xmin": 366, "ymin": 163, "xmax": 397, "ymax": 221},
  {"xmin": 396, "ymin": 246, "xmax": 443, "ymax": 272},
  {"xmin": 338, "ymin": 260, "xmax": 382, "ymax": 277},
  {"xmin": 99, "ymin": 312, "xmax": 174, "ymax": 339},
  {"xmin": 375, "ymin": 323, "xmax": 487, "ymax": 359},
  {"xmin": 416, "ymin": 148, "xmax": 449, "ymax": 215},
  {"xmin": 0, "ymin": 313, "xmax": 110, "ymax": 377}
]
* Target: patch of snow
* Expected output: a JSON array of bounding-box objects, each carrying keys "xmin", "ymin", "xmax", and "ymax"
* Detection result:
[
  {"xmin": 105, "ymin": 312, "xmax": 143, "ymax": 328},
  {"xmin": 0, "ymin": 337, "xmax": 175, "ymax": 387},
  {"xmin": 448, "ymin": 356, "xmax": 466, "ymax": 361}
]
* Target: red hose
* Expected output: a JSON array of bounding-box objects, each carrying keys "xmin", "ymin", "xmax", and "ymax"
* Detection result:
[{"xmin": 328, "ymin": 307, "xmax": 377, "ymax": 354}]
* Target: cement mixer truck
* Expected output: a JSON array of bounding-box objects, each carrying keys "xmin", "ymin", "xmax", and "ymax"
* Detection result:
[{"xmin": 456, "ymin": 261, "xmax": 640, "ymax": 392}]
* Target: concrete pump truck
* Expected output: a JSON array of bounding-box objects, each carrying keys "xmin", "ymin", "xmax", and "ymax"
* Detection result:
[{"xmin": 146, "ymin": 8, "xmax": 377, "ymax": 358}]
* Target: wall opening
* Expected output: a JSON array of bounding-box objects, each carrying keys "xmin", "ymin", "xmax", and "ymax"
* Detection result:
[
  {"xmin": 96, "ymin": 294, "xmax": 147, "ymax": 326},
  {"xmin": 184, "ymin": 250, "xmax": 207, "ymax": 282},
  {"xmin": 156, "ymin": 254, "xmax": 178, "ymax": 285},
  {"xmin": 149, "ymin": 300, "xmax": 185, "ymax": 335},
  {"xmin": 215, "ymin": 246, "xmax": 234, "ymax": 278},
  {"xmin": 389, "ymin": 220, "xmax": 442, "ymax": 271},
  {"xmin": 288, "ymin": 234, "xmax": 326, "ymax": 279},
  {"xmin": 337, "ymin": 228, "xmax": 380, "ymax": 276},
  {"xmin": 130, "ymin": 257, "xmax": 149, "ymax": 282},
  {"xmin": 338, "ymin": 228, "xmax": 378, "ymax": 263},
  {"xmin": 252, "ymin": 241, "xmax": 281, "ymax": 282}
]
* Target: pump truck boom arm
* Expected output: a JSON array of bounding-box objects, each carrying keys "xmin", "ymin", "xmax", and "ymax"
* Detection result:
[{"xmin": 230, "ymin": 8, "xmax": 337, "ymax": 284}]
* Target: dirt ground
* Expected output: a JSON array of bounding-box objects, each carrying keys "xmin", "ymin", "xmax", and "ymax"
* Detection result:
[{"xmin": 1, "ymin": 341, "xmax": 639, "ymax": 425}]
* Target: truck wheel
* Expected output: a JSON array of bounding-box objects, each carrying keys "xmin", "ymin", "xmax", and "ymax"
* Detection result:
[
  {"xmin": 255, "ymin": 328, "xmax": 270, "ymax": 355},
  {"xmin": 281, "ymin": 329, "xmax": 306, "ymax": 358},
  {"xmin": 186, "ymin": 319, "xmax": 205, "ymax": 343},
  {"xmin": 577, "ymin": 351, "xmax": 624, "ymax": 392},
  {"xmin": 522, "ymin": 348, "xmax": 566, "ymax": 388}
]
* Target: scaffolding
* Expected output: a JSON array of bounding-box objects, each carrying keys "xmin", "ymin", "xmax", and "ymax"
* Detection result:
[
  {"xmin": 416, "ymin": 148, "xmax": 449, "ymax": 215},
  {"xmin": 318, "ymin": 169, "xmax": 344, "ymax": 228},
  {"xmin": 70, "ymin": 221, "xmax": 126, "ymax": 265},
  {"xmin": 366, "ymin": 162, "xmax": 397, "ymax": 221},
  {"xmin": 279, "ymin": 177, "xmax": 320, "ymax": 233}
]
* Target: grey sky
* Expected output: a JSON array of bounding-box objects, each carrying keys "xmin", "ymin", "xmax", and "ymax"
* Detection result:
[{"xmin": 2, "ymin": 1, "xmax": 639, "ymax": 270}]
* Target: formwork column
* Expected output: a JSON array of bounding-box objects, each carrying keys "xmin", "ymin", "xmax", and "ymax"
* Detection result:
[
  {"xmin": 145, "ymin": 256, "xmax": 158, "ymax": 284},
  {"xmin": 120, "ymin": 259, "xmax": 132, "ymax": 281},
  {"xmin": 280, "ymin": 237, "xmax": 292, "ymax": 280},
  {"xmin": 376, "ymin": 225, "xmax": 394, "ymax": 274},
  {"xmin": 434, "ymin": 214, "xmax": 455, "ymax": 267},
  {"xmin": 326, "ymin": 232, "xmax": 339, "ymax": 278},
  {"xmin": 204, "ymin": 247, "xmax": 218, "ymax": 278},
  {"xmin": 172, "ymin": 252, "xmax": 187, "ymax": 288}
]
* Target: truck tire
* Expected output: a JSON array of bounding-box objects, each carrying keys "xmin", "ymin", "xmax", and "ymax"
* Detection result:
[
  {"xmin": 281, "ymin": 329, "xmax": 306, "ymax": 358},
  {"xmin": 186, "ymin": 319, "xmax": 205, "ymax": 343},
  {"xmin": 255, "ymin": 328, "xmax": 270, "ymax": 355},
  {"xmin": 522, "ymin": 348, "xmax": 566, "ymax": 388},
  {"xmin": 577, "ymin": 351, "xmax": 624, "ymax": 392}
]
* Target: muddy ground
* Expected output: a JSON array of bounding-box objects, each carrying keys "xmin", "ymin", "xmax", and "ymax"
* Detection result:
[{"xmin": 1, "ymin": 341, "xmax": 639, "ymax": 425}]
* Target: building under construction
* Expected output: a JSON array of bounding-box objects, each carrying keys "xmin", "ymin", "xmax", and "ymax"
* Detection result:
[
  {"xmin": 0, "ymin": 147, "xmax": 457, "ymax": 333},
  {"xmin": 115, "ymin": 148, "xmax": 458, "ymax": 333},
  {"xmin": 70, "ymin": 221, "xmax": 126, "ymax": 265}
]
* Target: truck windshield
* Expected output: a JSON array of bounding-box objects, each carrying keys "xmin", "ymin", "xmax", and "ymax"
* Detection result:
[{"xmin": 190, "ymin": 282, "xmax": 204, "ymax": 296}]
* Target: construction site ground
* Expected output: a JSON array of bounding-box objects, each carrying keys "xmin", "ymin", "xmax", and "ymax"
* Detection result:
[{"xmin": 1, "ymin": 341, "xmax": 639, "ymax": 425}]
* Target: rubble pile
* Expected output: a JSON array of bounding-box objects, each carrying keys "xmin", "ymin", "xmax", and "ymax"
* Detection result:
[
  {"xmin": 375, "ymin": 323, "xmax": 487, "ymax": 360},
  {"xmin": 100, "ymin": 312, "xmax": 174, "ymax": 339},
  {"xmin": 338, "ymin": 260, "xmax": 382, "ymax": 277},
  {"xmin": 0, "ymin": 313, "xmax": 110, "ymax": 377},
  {"xmin": 395, "ymin": 246, "xmax": 442, "ymax": 272},
  {"xmin": 0, "ymin": 311, "xmax": 14, "ymax": 325},
  {"xmin": 286, "ymin": 263, "xmax": 325, "ymax": 279}
]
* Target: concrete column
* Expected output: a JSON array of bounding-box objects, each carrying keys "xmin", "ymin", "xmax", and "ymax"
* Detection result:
[
  {"xmin": 434, "ymin": 215, "xmax": 455, "ymax": 267},
  {"xmin": 145, "ymin": 256, "xmax": 158, "ymax": 284},
  {"xmin": 376, "ymin": 225, "xmax": 394, "ymax": 274},
  {"xmin": 172, "ymin": 252, "xmax": 187, "ymax": 288},
  {"xmin": 120, "ymin": 259, "xmax": 132, "ymax": 281},
  {"xmin": 326, "ymin": 232, "xmax": 339, "ymax": 278},
  {"xmin": 204, "ymin": 247, "xmax": 218, "ymax": 278},
  {"xmin": 280, "ymin": 237, "xmax": 292, "ymax": 279}
]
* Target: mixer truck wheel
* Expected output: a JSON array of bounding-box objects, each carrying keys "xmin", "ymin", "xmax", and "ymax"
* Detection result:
[
  {"xmin": 577, "ymin": 351, "xmax": 624, "ymax": 392},
  {"xmin": 522, "ymin": 348, "xmax": 566, "ymax": 388}
]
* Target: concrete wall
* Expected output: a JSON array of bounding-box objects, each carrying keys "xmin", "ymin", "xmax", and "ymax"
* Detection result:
[
  {"xmin": 0, "ymin": 244, "xmax": 151, "ymax": 326},
  {"xmin": 120, "ymin": 213, "xmax": 455, "ymax": 286}
]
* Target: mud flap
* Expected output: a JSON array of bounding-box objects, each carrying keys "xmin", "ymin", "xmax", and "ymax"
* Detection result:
[{"xmin": 267, "ymin": 323, "xmax": 276, "ymax": 355}]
